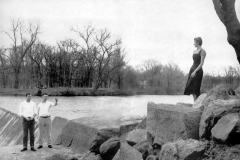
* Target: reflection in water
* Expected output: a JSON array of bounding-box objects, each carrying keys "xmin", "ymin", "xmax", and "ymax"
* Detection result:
[{"xmin": 0, "ymin": 95, "xmax": 193, "ymax": 121}]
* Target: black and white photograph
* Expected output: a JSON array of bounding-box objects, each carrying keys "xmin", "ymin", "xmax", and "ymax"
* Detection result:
[{"xmin": 0, "ymin": 0, "xmax": 240, "ymax": 159}]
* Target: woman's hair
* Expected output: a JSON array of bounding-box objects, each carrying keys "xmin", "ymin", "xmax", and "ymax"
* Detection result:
[{"xmin": 194, "ymin": 37, "xmax": 202, "ymax": 46}]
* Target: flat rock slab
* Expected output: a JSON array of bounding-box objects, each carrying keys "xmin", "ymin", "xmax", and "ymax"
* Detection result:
[
  {"xmin": 58, "ymin": 117, "xmax": 141, "ymax": 153},
  {"xmin": 193, "ymin": 93, "xmax": 207, "ymax": 109},
  {"xmin": 159, "ymin": 139, "xmax": 206, "ymax": 160},
  {"xmin": 199, "ymin": 99, "xmax": 240, "ymax": 140},
  {"xmin": 51, "ymin": 116, "xmax": 69, "ymax": 144},
  {"xmin": 112, "ymin": 142, "xmax": 143, "ymax": 160},
  {"xmin": 147, "ymin": 102, "xmax": 202, "ymax": 144},
  {"xmin": 0, "ymin": 145, "xmax": 74, "ymax": 160},
  {"xmin": 211, "ymin": 113, "xmax": 239, "ymax": 143}
]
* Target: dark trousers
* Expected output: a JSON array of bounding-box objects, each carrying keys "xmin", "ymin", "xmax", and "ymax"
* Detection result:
[{"xmin": 22, "ymin": 118, "xmax": 35, "ymax": 148}]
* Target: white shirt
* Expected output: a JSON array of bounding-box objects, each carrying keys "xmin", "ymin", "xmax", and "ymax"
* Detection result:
[
  {"xmin": 38, "ymin": 101, "xmax": 54, "ymax": 116},
  {"xmin": 18, "ymin": 101, "xmax": 37, "ymax": 117}
]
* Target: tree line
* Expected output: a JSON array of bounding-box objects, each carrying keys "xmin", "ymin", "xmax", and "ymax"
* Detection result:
[
  {"xmin": 0, "ymin": 19, "xmax": 125, "ymax": 92},
  {"xmin": 0, "ymin": 19, "xmax": 239, "ymax": 95}
]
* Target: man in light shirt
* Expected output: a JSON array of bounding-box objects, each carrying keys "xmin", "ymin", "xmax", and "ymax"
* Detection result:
[
  {"xmin": 37, "ymin": 93, "xmax": 58, "ymax": 149},
  {"xmin": 18, "ymin": 93, "xmax": 37, "ymax": 152}
]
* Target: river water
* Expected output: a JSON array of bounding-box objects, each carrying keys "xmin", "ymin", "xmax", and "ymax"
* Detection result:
[{"xmin": 0, "ymin": 95, "xmax": 193, "ymax": 122}]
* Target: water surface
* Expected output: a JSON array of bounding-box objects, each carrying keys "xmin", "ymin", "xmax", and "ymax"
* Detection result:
[{"xmin": 0, "ymin": 95, "xmax": 193, "ymax": 121}]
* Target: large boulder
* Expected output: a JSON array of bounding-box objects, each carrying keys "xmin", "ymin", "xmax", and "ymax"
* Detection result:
[
  {"xmin": 51, "ymin": 116, "xmax": 69, "ymax": 144},
  {"xmin": 99, "ymin": 138, "xmax": 120, "ymax": 160},
  {"xmin": 211, "ymin": 113, "xmax": 240, "ymax": 144},
  {"xmin": 126, "ymin": 129, "xmax": 147, "ymax": 144},
  {"xmin": 57, "ymin": 117, "xmax": 140, "ymax": 154},
  {"xmin": 133, "ymin": 140, "xmax": 152, "ymax": 160},
  {"xmin": 199, "ymin": 99, "xmax": 240, "ymax": 140},
  {"xmin": 112, "ymin": 142, "xmax": 143, "ymax": 160},
  {"xmin": 200, "ymin": 84, "xmax": 238, "ymax": 110},
  {"xmin": 193, "ymin": 93, "xmax": 207, "ymax": 109},
  {"xmin": 89, "ymin": 128, "xmax": 119, "ymax": 154},
  {"xmin": 159, "ymin": 139, "xmax": 206, "ymax": 160},
  {"xmin": 158, "ymin": 142, "xmax": 178, "ymax": 160},
  {"xmin": 147, "ymin": 102, "xmax": 202, "ymax": 144},
  {"xmin": 136, "ymin": 117, "xmax": 147, "ymax": 129}
]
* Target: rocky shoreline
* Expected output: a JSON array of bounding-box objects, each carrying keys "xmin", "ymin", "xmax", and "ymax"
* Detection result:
[{"xmin": 0, "ymin": 84, "xmax": 240, "ymax": 160}]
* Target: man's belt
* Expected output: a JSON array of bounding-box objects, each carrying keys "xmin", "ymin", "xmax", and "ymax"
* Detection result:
[{"xmin": 40, "ymin": 116, "xmax": 50, "ymax": 118}]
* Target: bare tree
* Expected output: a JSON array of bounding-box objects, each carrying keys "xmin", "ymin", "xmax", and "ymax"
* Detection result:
[
  {"xmin": 94, "ymin": 29, "xmax": 124, "ymax": 91},
  {"xmin": 108, "ymin": 47, "xmax": 126, "ymax": 89},
  {"xmin": 72, "ymin": 25, "xmax": 97, "ymax": 87},
  {"xmin": 57, "ymin": 39, "xmax": 80, "ymax": 87},
  {"xmin": 212, "ymin": 0, "xmax": 240, "ymax": 64},
  {"xmin": 2, "ymin": 19, "xmax": 40, "ymax": 88},
  {"xmin": 0, "ymin": 48, "xmax": 11, "ymax": 88},
  {"xmin": 72, "ymin": 25, "xmax": 125, "ymax": 91}
]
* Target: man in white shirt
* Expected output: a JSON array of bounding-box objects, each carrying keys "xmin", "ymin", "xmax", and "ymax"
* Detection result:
[
  {"xmin": 37, "ymin": 93, "xmax": 58, "ymax": 149},
  {"xmin": 18, "ymin": 93, "xmax": 37, "ymax": 152}
]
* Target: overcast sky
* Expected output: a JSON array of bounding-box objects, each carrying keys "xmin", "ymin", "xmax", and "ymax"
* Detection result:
[{"xmin": 0, "ymin": 0, "xmax": 239, "ymax": 74}]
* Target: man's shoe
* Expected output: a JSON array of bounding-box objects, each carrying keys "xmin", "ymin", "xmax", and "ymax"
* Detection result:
[
  {"xmin": 21, "ymin": 148, "xmax": 27, "ymax": 152},
  {"xmin": 31, "ymin": 147, "xmax": 36, "ymax": 151},
  {"xmin": 48, "ymin": 145, "xmax": 52, "ymax": 148},
  {"xmin": 37, "ymin": 145, "xmax": 43, "ymax": 149}
]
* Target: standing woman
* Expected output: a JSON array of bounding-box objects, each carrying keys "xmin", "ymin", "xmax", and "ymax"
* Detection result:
[{"xmin": 184, "ymin": 37, "xmax": 206, "ymax": 101}]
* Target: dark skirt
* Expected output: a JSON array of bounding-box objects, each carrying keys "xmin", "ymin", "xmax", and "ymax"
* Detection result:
[{"xmin": 184, "ymin": 67, "xmax": 203, "ymax": 98}]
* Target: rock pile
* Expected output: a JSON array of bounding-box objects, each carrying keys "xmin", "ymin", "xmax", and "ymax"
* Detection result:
[
  {"xmin": 1, "ymin": 84, "xmax": 240, "ymax": 160},
  {"xmin": 47, "ymin": 84, "xmax": 240, "ymax": 160}
]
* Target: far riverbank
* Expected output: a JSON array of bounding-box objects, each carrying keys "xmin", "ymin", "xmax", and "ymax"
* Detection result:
[{"xmin": 0, "ymin": 87, "xmax": 127, "ymax": 96}]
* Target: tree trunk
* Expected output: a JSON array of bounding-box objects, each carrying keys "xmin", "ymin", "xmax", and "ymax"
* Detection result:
[
  {"xmin": 212, "ymin": 0, "xmax": 240, "ymax": 63},
  {"xmin": 14, "ymin": 69, "xmax": 20, "ymax": 89}
]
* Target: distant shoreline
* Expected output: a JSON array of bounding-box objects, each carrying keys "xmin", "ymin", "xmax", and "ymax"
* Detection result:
[
  {"xmin": 0, "ymin": 87, "xmax": 127, "ymax": 97},
  {"xmin": 0, "ymin": 87, "xmax": 187, "ymax": 97}
]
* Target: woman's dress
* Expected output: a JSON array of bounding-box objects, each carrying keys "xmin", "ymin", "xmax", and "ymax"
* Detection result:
[{"xmin": 184, "ymin": 50, "xmax": 203, "ymax": 98}]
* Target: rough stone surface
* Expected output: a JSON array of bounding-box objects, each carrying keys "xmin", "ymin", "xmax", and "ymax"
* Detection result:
[
  {"xmin": 203, "ymin": 143, "xmax": 240, "ymax": 160},
  {"xmin": 59, "ymin": 117, "xmax": 140, "ymax": 154},
  {"xmin": 147, "ymin": 102, "xmax": 202, "ymax": 144},
  {"xmin": 158, "ymin": 142, "xmax": 178, "ymax": 160},
  {"xmin": 211, "ymin": 113, "xmax": 240, "ymax": 143},
  {"xmin": 199, "ymin": 99, "xmax": 240, "ymax": 140},
  {"xmin": 126, "ymin": 129, "xmax": 147, "ymax": 144},
  {"xmin": 176, "ymin": 103, "xmax": 193, "ymax": 108},
  {"xmin": 174, "ymin": 139, "xmax": 206, "ymax": 160},
  {"xmin": 193, "ymin": 93, "xmax": 207, "ymax": 109},
  {"xmin": 60, "ymin": 119, "xmax": 100, "ymax": 153},
  {"xmin": 119, "ymin": 122, "xmax": 139, "ymax": 135},
  {"xmin": 159, "ymin": 139, "xmax": 206, "ymax": 160},
  {"xmin": 99, "ymin": 138, "xmax": 120, "ymax": 160},
  {"xmin": 133, "ymin": 140, "xmax": 152, "ymax": 160},
  {"xmin": 89, "ymin": 128, "xmax": 119, "ymax": 154},
  {"xmin": 136, "ymin": 117, "xmax": 147, "ymax": 129},
  {"xmin": 146, "ymin": 155, "xmax": 157, "ymax": 160},
  {"xmin": 201, "ymin": 85, "xmax": 238, "ymax": 110},
  {"xmin": 51, "ymin": 116, "xmax": 69, "ymax": 144},
  {"xmin": 112, "ymin": 142, "xmax": 143, "ymax": 160}
]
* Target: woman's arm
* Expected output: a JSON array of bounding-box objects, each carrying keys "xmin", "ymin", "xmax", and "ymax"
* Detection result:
[{"xmin": 191, "ymin": 50, "xmax": 206, "ymax": 77}]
